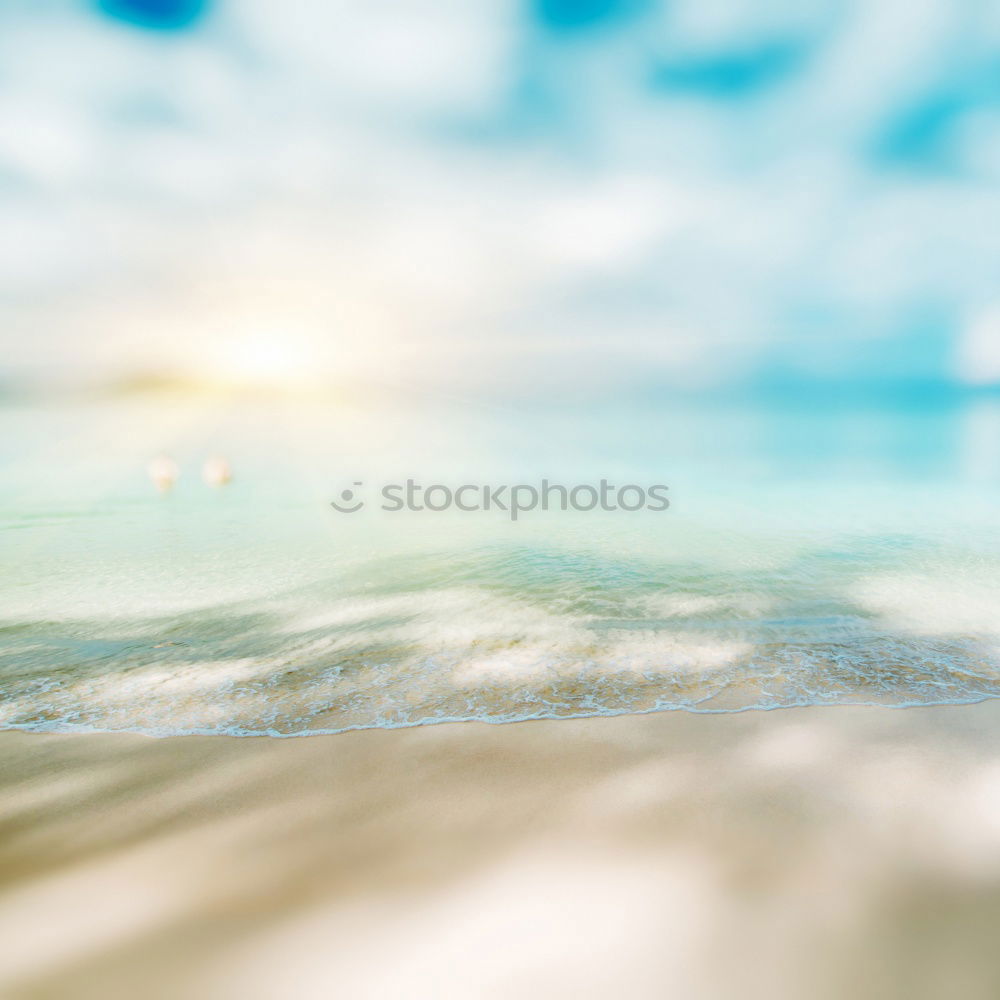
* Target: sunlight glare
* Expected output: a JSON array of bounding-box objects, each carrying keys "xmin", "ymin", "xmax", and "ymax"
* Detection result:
[{"xmin": 203, "ymin": 328, "xmax": 320, "ymax": 390}]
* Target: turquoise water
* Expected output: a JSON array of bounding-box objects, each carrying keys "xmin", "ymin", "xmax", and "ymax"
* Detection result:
[{"xmin": 2, "ymin": 394, "xmax": 1000, "ymax": 735}]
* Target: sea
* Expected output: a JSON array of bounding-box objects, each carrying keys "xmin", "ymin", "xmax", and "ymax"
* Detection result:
[{"xmin": 2, "ymin": 389, "xmax": 1000, "ymax": 736}]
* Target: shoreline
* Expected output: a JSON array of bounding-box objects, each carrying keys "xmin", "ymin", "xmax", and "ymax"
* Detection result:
[
  {"xmin": 3, "ymin": 702, "xmax": 1000, "ymax": 998},
  {"xmin": 5, "ymin": 691, "xmax": 999, "ymax": 741}
]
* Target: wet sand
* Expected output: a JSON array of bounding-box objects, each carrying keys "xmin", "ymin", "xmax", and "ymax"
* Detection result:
[{"xmin": 2, "ymin": 704, "xmax": 1000, "ymax": 999}]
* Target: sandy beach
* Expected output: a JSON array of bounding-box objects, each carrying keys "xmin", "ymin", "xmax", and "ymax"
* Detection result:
[
  {"xmin": 4, "ymin": 0, "xmax": 999, "ymax": 996},
  {"xmin": 2, "ymin": 704, "xmax": 1000, "ymax": 999}
]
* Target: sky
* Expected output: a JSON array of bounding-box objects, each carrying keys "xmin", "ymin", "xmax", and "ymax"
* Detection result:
[{"xmin": 2, "ymin": 0, "xmax": 1000, "ymax": 400}]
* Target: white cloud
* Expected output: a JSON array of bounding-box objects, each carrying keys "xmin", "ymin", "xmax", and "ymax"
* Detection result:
[{"xmin": 1, "ymin": 0, "xmax": 999, "ymax": 394}]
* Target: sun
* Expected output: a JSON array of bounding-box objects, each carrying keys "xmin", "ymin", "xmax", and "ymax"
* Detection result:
[{"xmin": 201, "ymin": 328, "xmax": 319, "ymax": 390}]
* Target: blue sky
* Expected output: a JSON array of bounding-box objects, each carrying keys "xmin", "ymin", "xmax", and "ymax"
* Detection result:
[{"xmin": 2, "ymin": 0, "xmax": 1000, "ymax": 398}]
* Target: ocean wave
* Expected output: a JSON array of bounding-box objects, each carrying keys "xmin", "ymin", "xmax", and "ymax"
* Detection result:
[{"xmin": 4, "ymin": 543, "xmax": 1000, "ymax": 737}]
